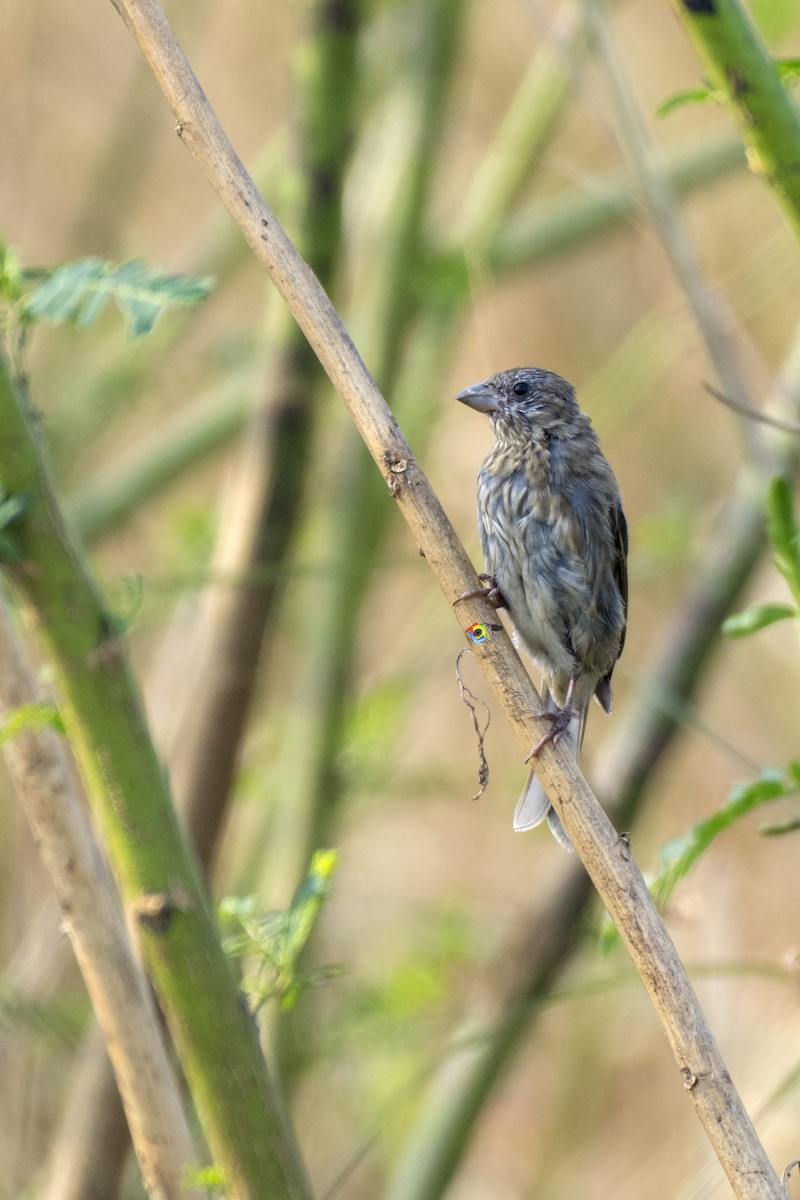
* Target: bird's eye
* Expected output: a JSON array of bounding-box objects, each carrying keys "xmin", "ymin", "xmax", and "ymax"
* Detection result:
[{"xmin": 512, "ymin": 380, "xmax": 530, "ymax": 396}]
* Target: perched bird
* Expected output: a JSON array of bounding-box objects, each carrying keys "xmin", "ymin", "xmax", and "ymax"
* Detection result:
[{"xmin": 456, "ymin": 367, "xmax": 627, "ymax": 850}]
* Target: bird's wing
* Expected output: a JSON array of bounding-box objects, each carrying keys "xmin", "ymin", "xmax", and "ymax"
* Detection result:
[
  {"xmin": 611, "ymin": 498, "xmax": 628, "ymax": 658},
  {"xmin": 594, "ymin": 498, "xmax": 628, "ymax": 714}
]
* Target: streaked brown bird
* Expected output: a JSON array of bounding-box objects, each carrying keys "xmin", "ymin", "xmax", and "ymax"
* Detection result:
[{"xmin": 456, "ymin": 367, "xmax": 628, "ymax": 850}]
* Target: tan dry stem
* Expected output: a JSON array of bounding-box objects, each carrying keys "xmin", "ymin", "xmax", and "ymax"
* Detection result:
[
  {"xmin": 0, "ymin": 603, "xmax": 199, "ymax": 1200},
  {"xmin": 104, "ymin": 1, "xmax": 782, "ymax": 1194}
]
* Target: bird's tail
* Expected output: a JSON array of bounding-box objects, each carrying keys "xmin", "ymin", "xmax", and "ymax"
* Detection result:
[{"xmin": 513, "ymin": 687, "xmax": 586, "ymax": 852}]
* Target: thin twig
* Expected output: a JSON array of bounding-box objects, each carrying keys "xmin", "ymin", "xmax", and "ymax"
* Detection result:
[
  {"xmin": 455, "ymin": 648, "xmax": 491, "ymax": 801},
  {"xmin": 782, "ymin": 1159, "xmax": 800, "ymax": 1197},
  {"xmin": 103, "ymin": 1, "xmax": 782, "ymax": 1194},
  {"xmin": 704, "ymin": 381, "xmax": 800, "ymax": 435}
]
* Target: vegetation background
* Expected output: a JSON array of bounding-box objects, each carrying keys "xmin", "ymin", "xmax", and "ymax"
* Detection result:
[{"xmin": 1, "ymin": 0, "xmax": 799, "ymax": 1197}]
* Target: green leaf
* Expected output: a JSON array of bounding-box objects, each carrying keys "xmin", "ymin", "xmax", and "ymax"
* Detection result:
[
  {"xmin": 602, "ymin": 761, "xmax": 800, "ymax": 955},
  {"xmin": 766, "ymin": 476, "xmax": 795, "ymax": 559},
  {"xmin": 0, "ymin": 493, "xmax": 31, "ymax": 530},
  {"xmin": 598, "ymin": 911, "xmax": 623, "ymax": 956},
  {"xmin": 283, "ymin": 851, "xmax": 335, "ymax": 936},
  {"xmin": 776, "ymin": 58, "xmax": 800, "ymax": 82},
  {"xmin": 722, "ymin": 601, "xmax": 796, "ymax": 637},
  {"xmin": 21, "ymin": 257, "xmax": 213, "ymax": 338},
  {"xmin": 0, "ymin": 487, "xmax": 31, "ymax": 562},
  {"xmin": 218, "ymin": 850, "xmax": 340, "ymax": 1011},
  {"xmin": 0, "ymin": 703, "xmax": 65, "ymax": 745},
  {"xmin": 652, "ymin": 768, "xmax": 790, "ymax": 907},
  {"xmin": 656, "ymin": 85, "xmax": 723, "ymax": 118},
  {"xmin": 765, "ymin": 476, "xmax": 800, "ymax": 601},
  {"xmin": 726, "ymin": 768, "xmax": 788, "ymax": 806},
  {"xmin": 759, "ymin": 816, "xmax": 800, "ymax": 837},
  {"xmin": 183, "ymin": 1163, "xmax": 227, "ymax": 1194},
  {"xmin": 0, "ymin": 242, "xmax": 24, "ymax": 303}
]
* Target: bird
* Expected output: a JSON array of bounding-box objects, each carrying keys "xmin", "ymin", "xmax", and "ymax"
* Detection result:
[{"xmin": 455, "ymin": 367, "xmax": 628, "ymax": 850}]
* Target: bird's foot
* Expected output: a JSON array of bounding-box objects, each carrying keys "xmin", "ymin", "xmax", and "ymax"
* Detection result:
[
  {"xmin": 454, "ymin": 573, "xmax": 507, "ymax": 610},
  {"xmin": 525, "ymin": 706, "xmax": 574, "ymax": 761}
]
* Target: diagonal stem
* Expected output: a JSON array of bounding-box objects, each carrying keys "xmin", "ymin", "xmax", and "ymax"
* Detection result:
[
  {"xmin": 0, "ymin": 601, "xmax": 200, "ymax": 1200},
  {"xmin": 100, "ymin": 0, "xmax": 782, "ymax": 1194}
]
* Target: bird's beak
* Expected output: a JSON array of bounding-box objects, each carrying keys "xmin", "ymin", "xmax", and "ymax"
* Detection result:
[{"xmin": 455, "ymin": 380, "xmax": 502, "ymax": 414}]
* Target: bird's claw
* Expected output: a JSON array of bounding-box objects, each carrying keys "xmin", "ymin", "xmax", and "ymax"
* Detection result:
[
  {"xmin": 454, "ymin": 573, "xmax": 507, "ymax": 610},
  {"xmin": 525, "ymin": 707, "xmax": 574, "ymax": 761}
]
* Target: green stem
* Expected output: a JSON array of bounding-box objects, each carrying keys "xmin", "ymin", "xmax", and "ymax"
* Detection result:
[
  {"xmin": 268, "ymin": 0, "xmax": 468, "ymax": 1092},
  {"xmin": 298, "ymin": 0, "xmax": 468, "ymax": 866},
  {"xmin": 671, "ymin": 0, "xmax": 800, "ymax": 241},
  {"xmin": 0, "ymin": 358, "xmax": 311, "ymax": 1200},
  {"xmin": 172, "ymin": 0, "xmax": 363, "ymax": 873}
]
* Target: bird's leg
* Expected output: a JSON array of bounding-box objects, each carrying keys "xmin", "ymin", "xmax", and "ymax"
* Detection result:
[
  {"xmin": 525, "ymin": 674, "xmax": 578, "ymax": 760},
  {"xmin": 454, "ymin": 573, "xmax": 507, "ymax": 610}
]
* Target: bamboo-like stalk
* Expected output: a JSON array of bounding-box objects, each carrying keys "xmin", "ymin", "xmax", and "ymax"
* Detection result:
[
  {"xmin": 99, "ymin": 1, "xmax": 782, "ymax": 1194},
  {"xmin": 670, "ymin": 0, "xmax": 800, "ymax": 241},
  {"xmin": 0, "ymin": 361, "xmax": 311, "ymax": 1200},
  {"xmin": 0, "ymin": 602, "xmax": 200, "ymax": 1200}
]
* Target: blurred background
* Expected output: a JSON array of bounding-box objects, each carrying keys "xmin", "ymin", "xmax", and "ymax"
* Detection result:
[{"xmin": 2, "ymin": 0, "xmax": 800, "ymax": 1197}]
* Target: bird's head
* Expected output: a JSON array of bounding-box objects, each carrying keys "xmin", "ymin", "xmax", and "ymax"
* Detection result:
[{"xmin": 456, "ymin": 367, "xmax": 580, "ymax": 443}]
